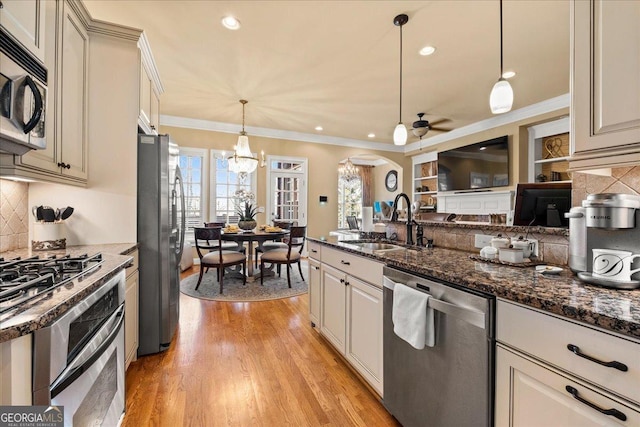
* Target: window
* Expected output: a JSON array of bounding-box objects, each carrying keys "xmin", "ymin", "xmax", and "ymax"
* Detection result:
[
  {"xmin": 210, "ymin": 150, "xmax": 256, "ymax": 224},
  {"xmin": 179, "ymin": 148, "xmax": 208, "ymax": 236},
  {"xmin": 266, "ymin": 156, "xmax": 308, "ymax": 226},
  {"xmin": 338, "ymin": 179, "xmax": 362, "ymax": 229}
]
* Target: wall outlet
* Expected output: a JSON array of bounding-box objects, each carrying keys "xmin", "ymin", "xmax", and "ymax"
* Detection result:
[{"xmin": 474, "ymin": 234, "xmax": 494, "ymax": 248}]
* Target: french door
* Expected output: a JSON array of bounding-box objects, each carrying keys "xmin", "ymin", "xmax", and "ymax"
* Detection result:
[{"xmin": 266, "ymin": 156, "xmax": 307, "ymax": 226}]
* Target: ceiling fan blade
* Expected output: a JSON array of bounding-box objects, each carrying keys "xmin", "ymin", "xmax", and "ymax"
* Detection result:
[
  {"xmin": 429, "ymin": 126, "xmax": 452, "ymax": 132},
  {"xmin": 428, "ymin": 118, "xmax": 452, "ymax": 126}
]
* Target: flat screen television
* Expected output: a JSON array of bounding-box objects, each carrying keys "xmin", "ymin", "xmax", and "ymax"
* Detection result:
[
  {"xmin": 437, "ymin": 135, "xmax": 509, "ymax": 191},
  {"xmin": 513, "ymin": 182, "xmax": 572, "ymax": 227}
]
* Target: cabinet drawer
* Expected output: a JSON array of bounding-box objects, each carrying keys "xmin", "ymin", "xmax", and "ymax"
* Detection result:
[
  {"xmin": 322, "ymin": 247, "xmax": 383, "ymax": 288},
  {"xmin": 125, "ymin": 250, "xmax": 139, "ymax": 279},
  {"xmin": 308, "ymin": 241, "xmax": 321, "ymax": 261},
  {"xmin": 497, "ymin": 300, "xmax": 640, "ymax": 404}
]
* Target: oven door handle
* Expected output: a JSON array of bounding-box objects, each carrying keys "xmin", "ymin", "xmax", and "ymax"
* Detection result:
[{"xmin": 50, "ymin": 304, "xmax": 125, "ymax": 399}]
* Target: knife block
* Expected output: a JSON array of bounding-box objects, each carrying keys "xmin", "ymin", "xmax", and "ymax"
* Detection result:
[{"xmin": 32, "ymin": 222, "xmax": 66, "ymax": 251}]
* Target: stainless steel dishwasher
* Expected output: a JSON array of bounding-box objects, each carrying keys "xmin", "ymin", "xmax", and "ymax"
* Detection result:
[{"xmin": 383, "ymin": 266, "xmax": 495, "ymax": 427}]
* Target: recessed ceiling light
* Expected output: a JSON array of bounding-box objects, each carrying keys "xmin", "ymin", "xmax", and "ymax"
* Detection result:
[
  {"xmin": 502, "ymin": 70, "xmax": 516, "ymax": 79},
  {"xmin": 221, "ymin": 16, "xmax": 241, "ymax": 30},
  {"xmin": 479, "ymin": 146, "xmax": 487, "ymax": 151},
  {"xmin": 419, "ymin": 46, "xmax": 436, "ymax": 56},
  {"xmin": 315, "ymin": 126, "xmax": 323, "ymax": 131},
  {"xmin": 368, "ymin": 133, "xmax": 375, "ymax": 138}
]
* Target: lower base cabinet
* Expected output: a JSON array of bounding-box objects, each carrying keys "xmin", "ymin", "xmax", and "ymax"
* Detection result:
[
  {"xmin": 319, "ymin": 249, "xmax": 383, "ymax": 396},
  {"xmin": 124, "ymin": 251, "xmax": 139, "ymax": 370},
  {"xmin": 308, "ymin": 258, "xmax": 321, "ymax": 327},
  {"xmin": 496, "ymin": 345, "xmax": 640, "ymax": 426}
]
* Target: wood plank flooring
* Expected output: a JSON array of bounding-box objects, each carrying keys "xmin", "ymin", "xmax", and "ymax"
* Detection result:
[{"xmin": 122, "ymin": 266, "xmax": 399, "ymax": 426}]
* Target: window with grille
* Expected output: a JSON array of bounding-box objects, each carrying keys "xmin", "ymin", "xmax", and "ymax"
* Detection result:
[
  {"xmin": 179, "ymin": 148, "xmax": 208, "ymax": 237},
  {"xmin": 338, "ymin": 179, "xmax": 362, "ymax": 229},
  {"xmin": 210, "ymin": 150, "xmax": 257, "ymax": 225}
]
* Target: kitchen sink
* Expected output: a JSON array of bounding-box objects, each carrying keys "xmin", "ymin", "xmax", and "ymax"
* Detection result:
[{"xmin": 347, "ymin": 241, "xmax": 406, "ymax": 253}]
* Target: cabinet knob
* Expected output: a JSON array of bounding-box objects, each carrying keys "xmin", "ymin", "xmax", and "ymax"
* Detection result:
[
  {"xmin": 339, "ymin": 278, "xmax": 345, "ymax": 284},
  {"xmin": 150, "ymin": 125, "xmax": 156, "ymax": 130}
]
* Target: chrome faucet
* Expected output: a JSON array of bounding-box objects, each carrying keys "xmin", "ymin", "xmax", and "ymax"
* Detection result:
[{"xmin": 391, "ymin": 192, "xmax": 414, "ymax": 246}]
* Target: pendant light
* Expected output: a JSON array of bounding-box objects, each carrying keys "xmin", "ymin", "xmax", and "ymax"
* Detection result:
[
  {"xmin": 489, "ymin": 0, "xmax": 513, "ymax": 114},
  {"xmin": 393, "ymin": 14, "xmax": 409, "ymax": 146},
  {"xmin": 228, "ymin": 100, "xmax": 264, "ymax": 181},
  {"xmin": 338, "ymin": 158, "xmax": 360, "ymax": 183}
]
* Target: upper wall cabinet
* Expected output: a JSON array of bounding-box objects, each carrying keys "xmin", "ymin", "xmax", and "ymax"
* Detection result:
[
  {"xmin": 0, "ymin": 0, "xmax": 89, "ymax": 186},
  {"xmin": 0, "ymin": 0, "xmax": 47, "ymax": 61},
  {"xmin": 138, "ymin": 34, "xmax": 162, "ymax": 135},
  {"xmin": 569, "ymin": 0, "xmax": 640, "ymax": 171}
]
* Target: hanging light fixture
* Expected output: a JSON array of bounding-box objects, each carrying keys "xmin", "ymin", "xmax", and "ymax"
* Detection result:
[
  {"xmin": 227, "ymin": 100, "xmax": 264, "ymax": 181},
  {"xmin": 338, "ymin": 158, "xmax": 360, "ymax": 183},
  {"xmin": 489, "ymin": 0, "xmax": 513, "ymax": 114},
  {"xmin": 393, "ymin": 14, "xmax": 409, "ymax": 146}
]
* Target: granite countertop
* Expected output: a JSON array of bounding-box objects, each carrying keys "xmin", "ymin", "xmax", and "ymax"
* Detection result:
[
  {"xmin": 308, "ymin": 237, "xmax": 640, "ymax": 340},
  {"xmin": 0, "ymin": 243, "xmax": 138, "ymax": 343}
]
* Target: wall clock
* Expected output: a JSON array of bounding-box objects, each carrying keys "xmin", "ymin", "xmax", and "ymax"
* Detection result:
[{"xmin": 385, "ymin": 170, "xmax": 398, "ymax": 192}]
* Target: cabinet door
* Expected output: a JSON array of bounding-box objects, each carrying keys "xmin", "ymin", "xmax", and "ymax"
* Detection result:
[
  {"xmin": 571, "ymin": 0, "xmax": 640, "ymax": 162},
  {"xmin": 0, "ymin": 0, "xmax": 46, "ymax": 61},
  {"xmin": 125, "ymin": 270, "xmax": 139, "ymax": 370},
  {"xmin": 150, "ymin": 87, "xmax": 160, "ymax": 133},
  {"xmin": 346, "ymin": 276, "xmax": 383, "ymax": 395},
  {"xmin": 139, "ymin": 64, "xmax": 152, "ymax": 133},
  {"xmin": 308, "ymin": 258, "xmax": 321, "ymax": 327},
  {"xmin": 320, "ymin": 264, "xmax": 347, "ymax": 354},
  {"xmin": 58, "ymin": 1, "xmax": 88, "ymax": 180},
  {"xmin": 496, "ymin": 346, "xmax": 640, "ymax": 427}
]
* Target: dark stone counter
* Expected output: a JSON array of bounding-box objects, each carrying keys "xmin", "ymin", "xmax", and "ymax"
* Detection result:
[
  {"xmin": 308, "ymin": 237, "xmax": 640, "ymax": 340},
  {"xmin": 0, "ymin": 243, "xmax": 138, "ymax": 343}
]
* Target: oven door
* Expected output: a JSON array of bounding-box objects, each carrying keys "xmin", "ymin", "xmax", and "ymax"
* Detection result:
[{"xmin": 50, "ymin": 304, "xmax": 125, "ymax": 427}]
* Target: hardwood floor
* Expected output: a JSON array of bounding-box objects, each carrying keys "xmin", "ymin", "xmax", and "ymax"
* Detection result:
[{"xmin": 122, "ymin": 266, "xmax": 399, "ymax": 426}]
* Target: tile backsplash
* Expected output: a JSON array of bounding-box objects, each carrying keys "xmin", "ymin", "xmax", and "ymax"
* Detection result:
[
  {"xmin": 0, "ymin": 179, "xmax": 29, "ymax": 252},
  {"xmin": 572, "ymin": 166, "xmax": 640, "ymax": 205}
]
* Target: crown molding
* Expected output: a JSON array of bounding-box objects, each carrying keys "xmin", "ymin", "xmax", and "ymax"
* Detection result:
[
  {"xmin": 161, "ymin": 94, "xmax": 569, "ymax": 155},
  {"xmin": 405, "ymin": 93, "xmax": 570, "ymax": 152},
  {"xmin": 138, "ymin": 32, "xmax": 164, "ymax": 94},
  {"xmin": 160, "ymin": 115, "xmax": 405, "ymax": 153}
]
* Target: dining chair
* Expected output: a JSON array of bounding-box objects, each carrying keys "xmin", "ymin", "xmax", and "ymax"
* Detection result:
[
  {"xmin": 204, "ymin": 222, "xmax": 246, "ymax": 253},
  {"xmin": 194, "ymin": 227, "xmax": 246, "ymax": 293},
  {"xmin": 260, "ymin": 226, "xmax": 306, "ymax": 288},
  {"xmin": 254, "ymin": 220, "xmax": 296, "ymax": 268}
]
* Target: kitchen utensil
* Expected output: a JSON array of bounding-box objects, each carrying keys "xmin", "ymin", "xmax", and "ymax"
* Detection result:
[
  {"xmin": 41, "ymin": 206, "xmax": 56, "ymax": 222},
  {"xmin": 36, "ymin": 206, "xmax": 44, "ymax": 221},
  {"xmin": 55, "ymin": 208, "xmax": 61, "ymax": 221},
  {"xmin": 32, "ymin": 206, "xmax": 39, "ymax": 220},
  {"xmin": 59, "ymin": 206, "xmax": 74, "ymax": 220}
]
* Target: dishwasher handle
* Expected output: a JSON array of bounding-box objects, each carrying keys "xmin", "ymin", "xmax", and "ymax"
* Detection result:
[{"xmin": 383, "ymin": 276, "xmax": 486, "ymax": 330}]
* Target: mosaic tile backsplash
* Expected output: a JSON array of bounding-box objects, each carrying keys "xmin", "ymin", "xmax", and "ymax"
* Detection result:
[{"xmin": 0, "ymin": 179, "xmax": 29, "ymax": 252}]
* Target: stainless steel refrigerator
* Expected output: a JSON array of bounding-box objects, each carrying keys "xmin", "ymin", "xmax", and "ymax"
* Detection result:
[{"xmin": 137, "ymin": 134, "xmax": 185, "ymax": 356}]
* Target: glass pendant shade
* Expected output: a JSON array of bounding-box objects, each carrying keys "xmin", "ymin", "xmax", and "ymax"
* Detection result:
[
  {"xmin": 489, "ymin": 78, "xmax": 513, "ymax": 114},
  {"xmin": 393, "ymin": 123, "xmax": 408, "ymax": 146},
  {"xmin": 228, "ymin": 134, "xmax": 258, "ymax": 174}
]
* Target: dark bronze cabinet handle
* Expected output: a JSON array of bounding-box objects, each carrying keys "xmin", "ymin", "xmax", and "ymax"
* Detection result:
[
  {"xmin": 311, "ymin": 249, "xmax": 318, "ymax": 253},
  {"xmin": 340, "ymin": 260, "xmax": 350, "ymax": 265},
  {"xmin": 567, "ymin": 344, "xmax": 628, "ymax": 372},
  {"xmin": 565, "ymin": 385, "xmax": 627, "ymax": 421},
  {"xmin": 339, "ymin": 278, "xmax": 345, "ymax": 283},
  {"xmin": 311, "ymin": 266, "xmax": 319, "ymax": 271}
]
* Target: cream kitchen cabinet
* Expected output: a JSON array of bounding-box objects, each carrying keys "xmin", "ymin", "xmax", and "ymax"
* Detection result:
[
  {"xmin": 124, "ymin": 249, "xmax": 139, "ymax": 370},
  {"xmin": 496, "ymin": 300, "xmax": 640, "ymax": 426},
  {"xmin": 0, "ymin": 334, "xmax": 32, "ymax": 405},
  {"xmin": 138, "ymin": 35, "xmax": 162, "ymax": 135},
  {"xmin": 308, "ymin": 240, "xmax": 321, "ymax": 327},
  {"xmin": 319, "ymin": 246, "xmax": 384, "ymax": 395},
  {"xmin": 569, "ymin": 0, "xmax": 640, "ymax": 171},
  {"xmin": 0, "ymin": 0, "xmax": 46, "ymax": 61},
  {"xmin": 0, "ymin": 0, "xmax": 88, "ymax": 186}
]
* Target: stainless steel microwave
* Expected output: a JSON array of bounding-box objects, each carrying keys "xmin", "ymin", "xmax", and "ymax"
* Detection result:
[{"xmin": 0, "ymin": 27, "xmax": 47, "ymax": 155}]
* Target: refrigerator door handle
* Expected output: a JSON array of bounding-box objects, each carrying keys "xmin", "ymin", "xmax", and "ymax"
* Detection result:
[{"xmin": 174, "ymin": 165, "xmax": 186, "ymax": 261}]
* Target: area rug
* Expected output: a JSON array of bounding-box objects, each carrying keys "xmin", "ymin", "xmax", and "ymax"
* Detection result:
[{"xmin": 180, "ymin": 261, "xmax": 308, "ymax": 302}]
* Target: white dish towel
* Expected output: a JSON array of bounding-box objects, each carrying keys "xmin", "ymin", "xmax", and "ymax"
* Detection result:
[{"xmin": 392, "ymin": 282, "xmax": 435, "ymax": 349}]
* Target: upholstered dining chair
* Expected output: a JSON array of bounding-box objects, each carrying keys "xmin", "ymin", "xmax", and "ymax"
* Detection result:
[
  {"xmin": 254, "ymin": 220, "xmax": 296, "ymax": 268},
  {"xmin": 194, "ymin": 227, "xmax": 247, "ymax": 293},
  {"xmin": 204, "ymin": 222, "xmax": 245, "ymax": 253},
  {"xmin": 259, "ymin": 226, "xmax": 306, "ymax": 288}
]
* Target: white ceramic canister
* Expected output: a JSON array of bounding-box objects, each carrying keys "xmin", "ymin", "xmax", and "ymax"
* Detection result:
[
  {"xmin": 511, "ymin": 239, "xmax": 534, "ymax": 258},
  {"xmin": 32, "ymin": 222, "xmax": 66, "ymax": 250},
  {"xmin": 490, "ymin": 235, "xmax": 510, "ymax": 249}
]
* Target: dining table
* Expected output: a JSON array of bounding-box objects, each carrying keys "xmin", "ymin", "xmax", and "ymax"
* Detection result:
[{"xmin": 221, "ymin": 229, "xmax": 290, "ymax": 281}]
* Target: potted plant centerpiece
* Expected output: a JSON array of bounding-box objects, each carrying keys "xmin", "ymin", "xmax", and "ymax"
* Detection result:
[{"xmin": 235, "ymin": 189, "xmax": 258, "ymax": 231}]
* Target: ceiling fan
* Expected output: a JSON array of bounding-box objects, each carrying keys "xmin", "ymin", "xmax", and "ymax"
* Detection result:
[{"xmin": 411, "ymin": 113, "xmax": 452, "ymax": 139}]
